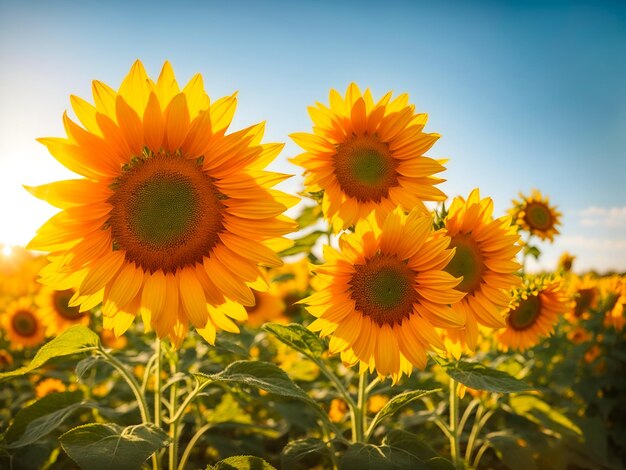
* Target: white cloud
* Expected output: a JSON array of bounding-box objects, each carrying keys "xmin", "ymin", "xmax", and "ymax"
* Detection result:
[
  {"xmin": 578, "ymin": 205, "xmax": 626, "ymax": 227},
  {"xmin": 560, "ymin": 235, "xmax": 626, "ymax": 250}
]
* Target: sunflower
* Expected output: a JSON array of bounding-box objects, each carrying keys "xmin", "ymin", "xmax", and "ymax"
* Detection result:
[
  {"xmin": 509, "ymin": 190, "xmax": 561, "ymax": 241},
  {"xmin": 37, "ymin": 286, "xmax": 90, "ymax": 336},
  {"xmin": 35, "ymin": 377, "xmax": 67, "ymax": 398},
  {"xmin": 303, "ymin": 207, "xmax": 465, "ymax": 383},
  {"xmin": 497, "ymin": 277, "xmax": 573, "ymax": 351},
  {"xmin": 557, "ymin": 252, "xmax": 575, "ymax": 273},
  {"xmin": 1, "ymin": 297, "xmax": 47, "ymax": 350},
  {"xmin": 245, "ymin": 288, "xmax": 286, "ymax": 328},
  {"xmin": 291, "ymin": 84, "xmax": 446, "ymax": 232},
  {"xmin": 0, "ymin": 349, "xmax": 14, "ymax": 370},
  {"xmin": 566, "ymin": 275, "xmax": 599, "ymax": 322},
  {"xmin": 600, "ymin": 275, "xmax": 626, "ymax": 331},
  {"xmin": 0, "ymin": 248, "xmax": 46, "ymax": 301},
  {"xmin": 441, "ymin": 189, "xmax": 522, "ymax": 355},
  {"xmin": 270, "ymin": 257, "xmax": 311, "ymax": 317},
  {"xmin": 26, "ymin": 61, "xmax": 297, "ymax": 347}
]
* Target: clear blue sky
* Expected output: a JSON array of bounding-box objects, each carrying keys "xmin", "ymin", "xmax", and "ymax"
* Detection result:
[{"xmin": 1, "ymin": 0, "xmax": 625, "ymax": 272}]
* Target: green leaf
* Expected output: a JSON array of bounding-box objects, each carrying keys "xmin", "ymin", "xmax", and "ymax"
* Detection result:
[
  {"xmin": 487, "ymin": 432, "xmax": 537, "ymax": 470},
  {"xmin": 508, "ymin": 395, "xmax": 582, "ymax": 438},
  {"xmin": 296, "ymin": 205, "xmax": 323, "ymax": 229},
  {"xmin": 263, "ymin": 323, "xmax": 325, "ymax": 359},
  {"xmin": 0, "ymin": 326, "xmax": 99, "ymax": 381},
  {"xmin": 340, "ymin": 430, "xmax": 454, "ymax": 470},
  {"xmin": 368, "ymin": 389, "xmax": 439, "ymax": 433},
  {"xmin": 281, "ymin": 438, "xmax": 330, "ymax": 468},
  {"xmin": 75, "ymin": 355, "xmax": 101, "ymax": 380},
  {"xmin": 3, "ymin": 391, "xmax": 85, "ymax": 448},
  {"xmin": 60, "ymin": 423, "xmax": 170, "ymax": 470},
  {"xmin": 279, "ymin": 230, "xmax": 325, "ymax": 256},
  {"xmin": 524, "ymin": 245, "xmax": 541, "ymax": 260},
  {"xmin": 207, "ymin": 455, "xmax": 277, "ymax": 469},
  {"xmin": 200, "ymin": 361, "xmax": 317, "ymax": 407},
  {"xmin": 442, "ymin": 360, "xmax": 535, "ymax": 393}
]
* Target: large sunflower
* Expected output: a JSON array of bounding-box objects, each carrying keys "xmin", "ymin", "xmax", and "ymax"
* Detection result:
[
  {"xmin": 303, "ymin": 208, "xmax": 465, "ymax": 383},
  {"xmin": 291, "ymin": 84, "xmax": 446, "ymax": 232},
  {"xmin": 26, "ymin": 61, "xmax": 297, "ymax": 346},
  {"xmin": 37, "ymin": 287, "xmax": 90, "ymax": 336},
  {"xmin": 442, "ymin": 189, "xmax": 521, "ymax": 354},
  {"xmin": 497, "ymin": 277, "xmax": 573, "ymax": 351},
  {"xmin": 509, "ymin": 189, "xmax": 561, "ymax": 241},
  {"xmin": 1, "ymin": 297, "xmax": 47, "ymax": 350}
]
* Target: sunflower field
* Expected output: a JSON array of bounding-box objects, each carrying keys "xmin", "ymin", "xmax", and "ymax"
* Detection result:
[{"xmin": 0, "ymin": 61, "xmax": 625, "ymax": 470}]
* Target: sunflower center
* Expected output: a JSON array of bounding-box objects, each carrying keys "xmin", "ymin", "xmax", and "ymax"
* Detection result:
[
  {"xmin": 11, "ymin": 310, "xmax": 38, "ymax": 337},
  {"xmin": 53, "ymin": 290, "xmax": 85, "ymax": 320},
  {"xmin": 350, "ymin": 255, "xmax": 418, "ymax": 326},
  {"xmin": 524, "ymin": 202, "xmax": 553, "ymax": 231},
  {"xmin": 508, "ymin": 295, "xmax": 541, "ymax": 330},
  {"xmin": 334, "ymin": 135, "xmax": 398, "ymax": 202},
  {"xmin": 444, "ymin": 235, "xmax": 485, "ymax": 294},
  {"xmin": 108, "ymin": 152, "xmax": 225, "ymax": 273}
]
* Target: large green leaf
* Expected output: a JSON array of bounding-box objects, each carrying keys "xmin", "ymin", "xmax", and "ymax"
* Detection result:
[
  {"xmin": 487, "ymin": 432, "xmax": 537, "ymax": 470},
  {"xmin": 339, "ymin": 430, "xmax": 454, "ymax": 470},
  {"xmin": 442, "ymin": 360, "xmax": 534, "ymax": 393},
  {"xmin": 207, "ymin": 455, "xmax": 276, "ymax": 469},
  {"xmin": 60, "ymin": 423, "xmax": 170, "ymax": 470},
  {"xmin": 3, "ymin": 391, "xmax": 85, "ymax": 448},
  {"xmin": 0, "ymin": 326, "xmax": 99, "ymax": 381},
  {"xmin": 281, "ymin": 438, "xmax": 330, "ymax": 468},
  {"xmin": 508, "ymin": 395, "xmax": 582, "ymax": 438},
  {"xmin": 368, "ymin": 389, "xmax": 438, "ymax": 433},
  {"xmin": 263, "ymin": 323, "xmax": 325, "ymax": 359},
  {"xmin": 199, "ymin": 361, "xmax": 317, "ymax": 407}
]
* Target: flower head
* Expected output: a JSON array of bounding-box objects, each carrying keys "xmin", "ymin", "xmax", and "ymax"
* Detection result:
[
  {"xmin": 291, "ymin": 84, "xmax": 446, "ymax": 232},
  {"xmin": 303, "ymin": 208, "xmax": 465, "ymax": 383},
  {"xmin": 27, "ymin": 61, "xmax": 297, "ymax": 346}
]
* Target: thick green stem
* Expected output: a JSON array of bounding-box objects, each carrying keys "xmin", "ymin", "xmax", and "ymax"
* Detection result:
[
  {"xmin": 449, "ymin": 378, "xmax": 463, "ymax": 469},
  {"xmin": 98, "ymin": 346, "xmax": 151, "ymax": 423}
]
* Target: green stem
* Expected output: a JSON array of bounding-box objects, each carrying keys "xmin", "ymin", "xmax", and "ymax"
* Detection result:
[
  {"xmin": 423, "ymin": 397, "xmax": 453, "ymax": 441},
  {"xmin": 353, "ymin": 372, "xmax": 368, "ymax": 443},
  {"xmin": 98, "ymin": 346, "xmax": 151, "ymax": 423},
  {"xmin": 466, "ymin": 408, "xmax": 494, "ymax": 464},
  {"xmin": 177, "ymin": 423, "xmax": 212, "ymax": 470},
  {"xmin": 141, "ymin": 353, "xmax": 158, "ymax": 395},
  {"xmin": 472, "ymin": 441, "xmax": 491, "ymax": 469},
  {"xmin": 168, "ymin": 348, "xmax": 179, "ymax": 470},
  {"xmin": 315, "ymin": 360, "xmax": 357, "ymax": 411},
  {"xmin": 449, "ymin": 378, "xmax": 463, "ymax": 470},
  {"xmin": 154, "ymin": 338, "xmax": 163, "ymax": 470}
]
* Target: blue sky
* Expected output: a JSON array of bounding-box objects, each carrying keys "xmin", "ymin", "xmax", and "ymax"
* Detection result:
[{"xmin": 1, "ymin": 0, "xmax": 625, "ymax": 272}]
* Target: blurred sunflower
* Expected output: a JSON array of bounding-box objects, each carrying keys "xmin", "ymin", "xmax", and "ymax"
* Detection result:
[
  {"xmin": 37, "ymin": 287, "xmax": 90, "ymax": 336},
  {"xmin": 557, "ymin": 252, "xmax": 575, "ymax": 273},
  {"xmin": 270, "ymin": 257, "xmax": 311, "ymax": 317},
  {"xmin": 509, "ymin": 190, "xmax": 561, "ymax": 241},
  {"xmin": 291, "ymin": 84, "xmax": 446, "ymax": 232},
  {"xmin": 26, "ymin": 60, "xmax": 297, "ymax": 347},
  {"xmin": 303, "ymin": 207, "xmax": 465, "ymax": 383},
  {"xmin": 245, "ymin": 288, "xmax": 286, "ymax": 328},
  {"xmin": 0, "ymin": 349, "xmax": 14, "ymax": 370},
  {"xmin": 566, "ymin": 275, "xmax": 599, "ymax": 322},
  {"xmin": 441, "ymin": 189, "xmax": 521, "ymax": 355},
  {"xmin": 600, "ymin": 275, "xmax": 625, "ymax": 331},
  {"xmin": 497, "ymin": 277, "xmax": 573, "ymax": 351},
  {"xmin": 0, "ymin": 248, "xmax": 46, "ymax": 301},
  {"xmin": 35, "ymin": 377, "xmax": 67, "ymax": 398},
  {"xmin": 1, "ymin": 297, "xmax": 47, "ymax": 350}
]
